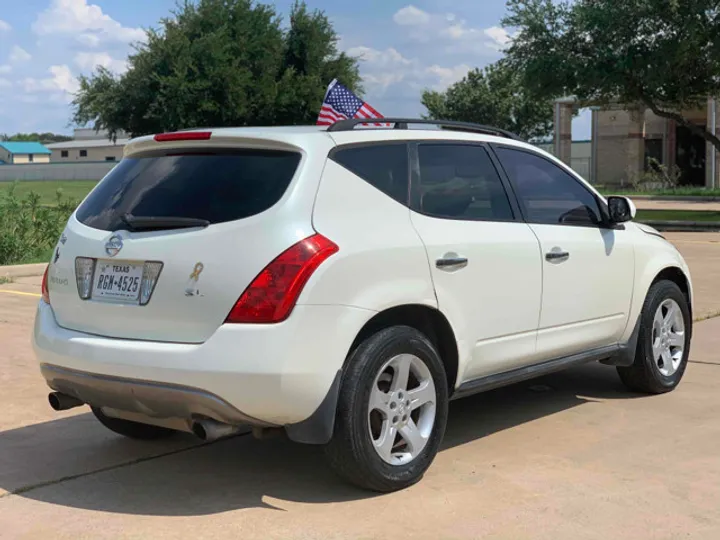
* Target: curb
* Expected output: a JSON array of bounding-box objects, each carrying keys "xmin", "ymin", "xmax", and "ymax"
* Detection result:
[
  {"xmin": 640, "ymin": 220, "xmax": 720, "ymax": 232},
  {"xmin": 0, "ymin": 263, "xmax": 47, "ymax": 278}
]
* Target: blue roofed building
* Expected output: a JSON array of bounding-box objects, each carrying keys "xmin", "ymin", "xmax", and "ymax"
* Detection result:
[{"xmin": 0, "ymin": 142, "xmax": 52, "ymax": 165}]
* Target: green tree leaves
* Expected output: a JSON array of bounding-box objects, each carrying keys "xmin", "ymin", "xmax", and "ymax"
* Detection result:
[
  {"xmin": 72, "ymin": 0, "xmax": 360, "ymax": 138},
  {"xmin": 504, "ymin": 0, "xmax": 720, "ymax": 150},
  {"xmin": 422, "ymin": 60, "xmax": 554, "ymax": 140}
]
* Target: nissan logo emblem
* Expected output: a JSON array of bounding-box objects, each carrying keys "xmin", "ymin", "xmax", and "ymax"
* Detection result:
[{"xmin": 105, "ymin": 235, "xmax": 123, "ymax": 257}]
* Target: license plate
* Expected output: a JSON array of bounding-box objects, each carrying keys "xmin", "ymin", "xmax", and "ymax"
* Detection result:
[{"xmin": 92, "ymin": 260, "xmax": 144, "ymax": 303}]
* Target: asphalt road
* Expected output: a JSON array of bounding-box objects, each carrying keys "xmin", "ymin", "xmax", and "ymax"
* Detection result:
[{"xmin": 1, "ymin": 232, "xmax": 719, "ymax": 539}]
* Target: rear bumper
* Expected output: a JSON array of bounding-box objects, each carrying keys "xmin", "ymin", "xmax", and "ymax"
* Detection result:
[
  {"xmin": 33, "ymin": 301, "xmax": 373, "ymax": 427},
  {"xmin": 41, "ymin": 363, "xmax": 271, "ymax": 427}
]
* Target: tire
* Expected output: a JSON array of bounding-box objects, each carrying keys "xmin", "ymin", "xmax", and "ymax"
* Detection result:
[
  {"xmin": 325, "ymin": 325, "xmax": 449, "ymax": 492},
  {"xmin": 617, "ymin": 280, "xmax": 692, "ymax": 394},
  {"xmin": 91, "ymin": 407, "xmax": 177, "ymax": 440}
]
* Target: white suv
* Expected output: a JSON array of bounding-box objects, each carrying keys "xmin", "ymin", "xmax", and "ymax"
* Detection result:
[{"xmin": 34, "ymin": 119, "xmax": 693, "ymax": 492}]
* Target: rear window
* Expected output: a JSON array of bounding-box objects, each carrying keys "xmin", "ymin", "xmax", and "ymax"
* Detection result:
[{"xmin": 76, "ymin": 150, "xmax": 301, "ymax": 231}]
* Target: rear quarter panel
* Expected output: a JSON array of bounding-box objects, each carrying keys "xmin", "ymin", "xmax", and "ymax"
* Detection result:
[{"xmin": 300, "ymin": 159, "xmax": 437, "ymax": 313}]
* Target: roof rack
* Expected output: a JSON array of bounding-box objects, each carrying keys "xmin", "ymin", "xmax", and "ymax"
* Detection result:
[{"xmin": 326, "ymin": 118, "xmax": 524, "ymax": 141}]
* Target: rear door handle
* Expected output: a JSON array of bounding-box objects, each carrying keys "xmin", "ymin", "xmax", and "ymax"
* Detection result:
[
  {"xmin": 545, "ymin": 250, "xmax": 570, "ymax": 262},
  {"xmin": 436, "ymin": 256, "xmax": 469, "ymax": 270}
]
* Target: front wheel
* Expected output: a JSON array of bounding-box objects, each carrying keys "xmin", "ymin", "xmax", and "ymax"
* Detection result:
[
  {"xmin": 325, "ymin": 325, "xmax": 449, "ymax": 492},
  {"xmin": 617, "ymin": 280, "xmax": 691, "ymax": 394}
]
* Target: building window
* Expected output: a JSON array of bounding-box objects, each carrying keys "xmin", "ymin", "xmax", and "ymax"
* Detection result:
[
  {"xmin": 645, "ymin": 138, "xmax": 663, "ymax": 171},
  {"xmin": 79, "ymin": 150, "xmax": 88, "ymax": 158},
  {"xmin": 61, "ymin": 150, "xmax": 69, "ymax": 158},
  {"xmin": 28, "ymin": 154, "xmax": 34, "ymax": 163},
  {"xmin": 105, "ymin": 156, "xmax": 116, "ymax": 162}
]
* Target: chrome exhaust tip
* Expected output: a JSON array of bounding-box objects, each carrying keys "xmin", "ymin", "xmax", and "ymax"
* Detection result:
[{"xmin": 191, "ymin": 418, "xmax": 242, "ymax": 441}]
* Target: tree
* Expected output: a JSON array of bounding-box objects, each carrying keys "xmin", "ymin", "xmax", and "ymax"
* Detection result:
[
  {"xmin": 504, "ymin": 0, "xmax": 720, "ymax": 152},
  {"xmin": 421, "ymin": 60, "xmax": 554, "ymax": 140},
  {"xmin": 72, "ymin": 0, "xmax": 361, "ymax": 139},
  {"xmin": 1, "ymin": 133, "xmax": 72, "ymax": 144}
]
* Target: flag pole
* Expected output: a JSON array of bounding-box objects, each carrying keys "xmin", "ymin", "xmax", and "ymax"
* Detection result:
[{"xmin": 323, "ymin": 79, "xmax": 338, "ymax": 101}]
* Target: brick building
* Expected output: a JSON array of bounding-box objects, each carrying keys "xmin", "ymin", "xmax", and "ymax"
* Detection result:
[{"xmin": 553, "ymin": 97, "xmax": 719, "ymax": 188}]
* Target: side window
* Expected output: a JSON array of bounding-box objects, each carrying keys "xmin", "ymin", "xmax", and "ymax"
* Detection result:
[
  {"xmin": 331, "ymin": 144, "xmax": 409, "ymax": 205},
  {"xmin": 416, "ymin": 144, "xmax": 514, "ymax": 221},
  {"xmin": 495, "ymin": 147, "xmax": 602, "ymax": 227}
]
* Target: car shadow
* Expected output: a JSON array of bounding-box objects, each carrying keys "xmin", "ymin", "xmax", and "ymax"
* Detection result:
[{"xmin": 0, "ymin": 362, "xmax": 638, "ymax": 516}]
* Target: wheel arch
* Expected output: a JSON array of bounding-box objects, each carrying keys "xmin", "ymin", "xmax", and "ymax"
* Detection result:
[
  {"xmin": 651, "ymin": 266, "xmax": 692, "ymax": 319},
  {"xmin": 347, "ymin": 304, "xmax": 460, "ymax": 394},
  {"xmin": 285, "ymin": 303, "xmax": 460, "ymax": 445}
]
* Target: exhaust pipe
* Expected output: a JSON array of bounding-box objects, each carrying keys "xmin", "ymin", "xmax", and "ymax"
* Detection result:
[
  {"xmin": 191, "ymin": 418, "xmax": 242, "ymax": 442},
  {"xmin": 48, "ymin": 392, "xmax": 84, "ymax": 411}
]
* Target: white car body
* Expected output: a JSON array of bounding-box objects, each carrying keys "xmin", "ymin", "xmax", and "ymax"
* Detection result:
[{"xmin": 33, "ymin": 122, "xmax": 693, "ymax": 445}]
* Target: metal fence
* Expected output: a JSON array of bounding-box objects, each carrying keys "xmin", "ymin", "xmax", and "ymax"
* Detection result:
[{"xmin": 0, "ymin": 162, "xmax": 116, "ymax": 182}]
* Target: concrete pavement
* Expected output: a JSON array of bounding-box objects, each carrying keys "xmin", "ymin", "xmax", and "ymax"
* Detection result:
[
  {"xmin": 663, "ymin": 233, "xmax": 720, "ymax": 320},
  {"xmin": 1, "ymin": 233, "xmax": 720, "ymax": 539}
]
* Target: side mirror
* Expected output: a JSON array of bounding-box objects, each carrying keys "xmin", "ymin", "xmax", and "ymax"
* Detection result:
[{"xmin": 607, "ymin": 196, "xmax": 636, "ymax": 223}]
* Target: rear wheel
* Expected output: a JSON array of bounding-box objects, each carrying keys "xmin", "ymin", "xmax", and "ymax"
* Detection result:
[
  {"xmin": 325, "ymin": 326, "xmax": 449, "ymax": 492},
  {"xmin": 617, "ymin": 280, "xmax": 691, "ymax": 394},
  {"xmin": 91, "ymin": 407, "xmax": 177, "ymax": 440}
]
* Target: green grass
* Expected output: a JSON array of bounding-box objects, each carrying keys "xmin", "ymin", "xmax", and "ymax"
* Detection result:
[
  {"xmin": 2, "ymin": 180, "xmax": 98, "ymax": 206},
  {"xmin": 600, "ymin": 187, "xmax": 720, "ymax": 198},
  {"xmin": 19, "ymin": 248, "xmax": 55, "ymax": 265},
  {"xmin": 636, "ymin": 209, "xmax": 720, "ymax": 222}
]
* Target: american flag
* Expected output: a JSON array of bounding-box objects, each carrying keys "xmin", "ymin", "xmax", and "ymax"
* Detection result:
[{"xmin": 317, "ymin": 79, "xmax": 385, "ymax": 126}]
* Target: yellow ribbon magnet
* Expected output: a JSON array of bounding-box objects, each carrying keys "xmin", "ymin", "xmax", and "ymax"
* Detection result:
[{"xmin": 189, "ymin": 262, "xmax": 204, "ymax": 281}]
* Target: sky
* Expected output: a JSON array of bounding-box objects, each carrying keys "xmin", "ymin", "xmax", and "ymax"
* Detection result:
[{"xmin": 0, "ymin": 0, "xmax": 590, "ymax": 138}]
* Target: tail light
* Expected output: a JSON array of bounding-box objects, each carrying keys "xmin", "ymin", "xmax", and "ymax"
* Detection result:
[
  {"xmin": 75, "ymin": 257, "xmax": 96, "ymax": 300},
  {"xmin": 226, "ymin": 234, "xmax": 339, "ymax": 324},
  {"xmin": 41, "ymin": 265, "xmax": 50, "ymax": 304}
]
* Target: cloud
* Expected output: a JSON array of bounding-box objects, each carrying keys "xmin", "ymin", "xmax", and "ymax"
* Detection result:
[
  {"xmin": 424, "ymin": 64, "xmax": 472, "ymax": 89},
  {"xmin": 0, "ymin": 19, "xmax": 11, "ymax": 32},
  {"xmin": 391, "ymin": 5, "xmax": 510, "ymax": 55},
  {"xmin": 75, "ymin": 51, "xmax": 128, "ymax": 73},
  {"xmin": 9, "ymin": 46, "xmax": 32, "ymax": 63},
  {"xmin": 33, "ymin": 0, "xmax": 145, "ymax": 46},
  {"xmin": 347, "ymin": 45, "xmax": 469, "ymax": 97},
  {"xmin": 0, "ymin": 65, "xmax": 11, "ymax": 74},
  {"xmin": 77, "ymin": 33, "xmax": 101, "ymax": 47},
  {"xmin": 393, "ymin": 5, "xmax": 431, "ymax": 26},
  {"xmin": 0, "ymin": 78, "xmax": 11, "ymax": 88},
  {"xmin": 24, "ymin": 65, "xmax": 79, "ymax": 97},
  {"xmin": 483, "ymin": 26, "xmax": 513, "ymax": 50}
]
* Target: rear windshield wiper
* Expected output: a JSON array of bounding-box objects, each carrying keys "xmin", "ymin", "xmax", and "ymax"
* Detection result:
[{"xmin": 120, "ymin": 213, "xmax": 210, "ymax": 232}]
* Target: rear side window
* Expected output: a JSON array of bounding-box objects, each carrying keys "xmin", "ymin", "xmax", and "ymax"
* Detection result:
[
  {"xmin": 331, "ymin": 144, "xmax": 409, "ymax": 205},
  {"xmin": 76, "ymin": 150, "xmax": 301, "ymax": 231},
  {"xmin": 416, "ymin": 144, "xmax": 514, "ymax": 221}
]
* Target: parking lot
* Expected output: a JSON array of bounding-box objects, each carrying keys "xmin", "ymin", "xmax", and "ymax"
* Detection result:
[{"xmin": 1, "ymin": 232, "xmax": 720, "ymax": 539}]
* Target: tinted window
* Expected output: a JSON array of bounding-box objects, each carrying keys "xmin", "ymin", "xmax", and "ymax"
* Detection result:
[
  {"xmin": 416, "ymin": 144, "xmax": 514, "ymax": 221},
  {"xmin": 331, "ymin": 144, "xmax": 409, "ymax": 205},
  {"xmin": 496, "ymin": 147, "xmax": 602, "ymax": 226},
  {"xmin": 76, "ymin": 150, "xmax": 301, "ymax": 231}
]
